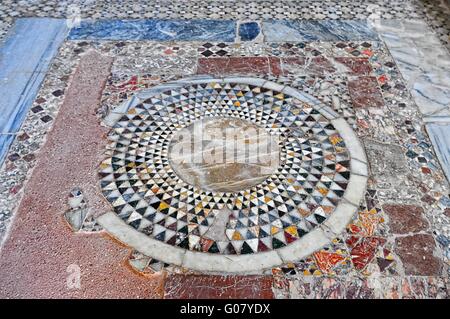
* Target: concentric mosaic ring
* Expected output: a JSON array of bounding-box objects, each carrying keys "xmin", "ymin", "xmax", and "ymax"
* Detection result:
[{"xmin": 97, "ymin": 76, "xmax": 368, "ymax": 273}]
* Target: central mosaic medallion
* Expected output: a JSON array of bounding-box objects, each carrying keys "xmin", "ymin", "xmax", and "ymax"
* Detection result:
[{"xmin": 98, "ymin": 77, "xmax": 367, "ymax": 272}]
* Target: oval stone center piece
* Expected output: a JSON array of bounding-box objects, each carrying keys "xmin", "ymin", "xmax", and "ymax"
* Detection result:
[{"xmin": 168, "ymin": 117, "xmax": 280, "ymax": 192}]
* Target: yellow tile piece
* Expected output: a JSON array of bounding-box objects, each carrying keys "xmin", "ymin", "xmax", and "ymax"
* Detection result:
[
  {"xmin": 317, "ymin": 187, "xmax": 328, "ymax": 196},
  {"xmin": 274, "ymin": 93, "xmax": 284, "ymax": 100},
  {"xmin": 329, "ymin": 134, "xmax": 343, "ymax": 145},
  {"xmin": 271, "ymin": 226, "xmax": 280, "ymax": 235},
  {"xmin": 285, "ymin": 225, "xmax": 298, "ymax": 237},
  {"xmin": 232, "ymin": 231, "xmax": 243, "ymax": 240},
  {"xmin": 99, "ymin": 162, "xmax": 109, "ymax": 169},
  {"xmin": 159, "ymin": 201, "xmax": 169, "ymax": 210}
]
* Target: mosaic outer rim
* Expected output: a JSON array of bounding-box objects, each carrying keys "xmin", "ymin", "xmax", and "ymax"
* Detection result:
[{"xmin": 98, "ymin": 76, "xmax": 368, "ymax": 273}]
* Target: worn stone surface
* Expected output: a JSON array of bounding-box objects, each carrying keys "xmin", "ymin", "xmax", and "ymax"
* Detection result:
[
  {"xmin": 334, "ymin": 57, "xmax": 373, "ymax": 75},
  {"xmin": 168, "ymin": 117, "xmax": 280, "ymax": 192},
  {"xmin": 395, "ymin": 234, "xmax": 442, "ymax": 276},
  {"xmin": 363, "ymin": 140, "xmax": 412, "ymax": 192},
  {"xmin": 164, "ymin": 275, "xmax": 274, "ymax": 299},
  {"xmin": 197, "ymin": 57, "xmax": 282, "ymax": 76},
  {"xmin": 0, "ymin": 9, "xmax": 449, "ymax": 298},
  {"xmin": 347, "ymin": 76, "xmax": 384, "ymax": 108},
  {"xmin": 383, "ymin": 204, "xmax": 429, "ymax": 234},
  {"xmin": 0, "ymin": 51, "xmax": 165, "ymax": 298}
]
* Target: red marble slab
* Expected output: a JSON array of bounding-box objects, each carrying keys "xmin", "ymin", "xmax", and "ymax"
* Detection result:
[
  {"xmin": 383, "ymin": 204, "xmax": 429, "ymax": 234},
  {"xmin": 164, "ymin": 274, "xmax": 274, "ymax": 299},
  {"xmin": 0, "ymin": 51, "xmax": 165, "ymax": 298},
  {"xmin": 347, "ymin": 76, "xmax": 384, "ymax": 108},
  {"xmin": 395, "ymin": 234, "xmax": 442, "ymax": 276},
  {"xmin": 197, "ymin": 57, "xmax": 282, "ymax": 76}
]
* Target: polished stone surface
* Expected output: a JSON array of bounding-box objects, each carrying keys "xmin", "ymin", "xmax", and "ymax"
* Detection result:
[
  {"xmin": 426, "ymin": 123, "xmax": 450, "ymax": 183},
  {"xmin": 0, "ymin": 18, "xmax": 67, "ymax": 163},
  {"xmin": 69, "ymin": 19, "xmax": 236, "ymax": 41},
  {"xmin": 238, "ymin": 21, "xmax": 260, "ymax": 41},
  {"xmin": 168, "ymin": 117, "xmax": 280, "ymax": 192},
  {"xmin": 262, "ymin": 20, "xmax": 379, "ymax": 42},
  {"xmin": 376, "ymin": 19, "xmax": 450, "ymax": 118}
]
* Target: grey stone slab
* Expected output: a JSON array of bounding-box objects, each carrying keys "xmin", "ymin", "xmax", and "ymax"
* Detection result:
[
  {"xmin": 426, "ymin": 123, "xmax": 450, "ymax": 183},
  {"xmin": 262, "ymin": 20, "xmax": 378, "ymax": 42},
  {"xmin": 376, "ymin": 19, "xmax": 450, "ymax": 119}
]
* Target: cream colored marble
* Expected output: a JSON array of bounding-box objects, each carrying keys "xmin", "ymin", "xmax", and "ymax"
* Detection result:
[{"xmin": 168, "ymin": 117, "xmax": 280, "ymax": 192}]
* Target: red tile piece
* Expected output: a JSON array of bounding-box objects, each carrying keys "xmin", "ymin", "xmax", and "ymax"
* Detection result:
[
  {"xmin": 444, "ymin": 208, "xmax": 450, "ymax": 218},
  {"xmin": 347, "ymin": 76, "xmax": 384, "ymax": 108},
  {"xmin": 348, "ymin": 237, "xmax": 386, "ymax": 270},
  {"xmin": 313, "ymin": 251, "xmax": 345, "ymax": 273},
  {"xmin": 164, "ymin": 275, "xmax": 274, "ymax": 299},
  {"xmin": 280, "ymin": 56, "xmax": 305, "ymax": 75},
  {"xmin": 345, "ymin": 278, "xmax": 374, "ymax": 299},
  {"xmin": 197, "ymin": 57, "xmax": 282, "ymax": 76},
  {"xmin": 308, "ymin": 56, "xmax": 336, "ymax": 75}
]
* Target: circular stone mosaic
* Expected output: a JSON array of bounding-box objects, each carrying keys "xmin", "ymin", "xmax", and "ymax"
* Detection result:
[
  {"xmin": 168, "ymin": 117, "xmax": 281, "ymax": 193},
  {"xmin": 98, "ymin": 77, "xmax": 368, "ymax": 272}
]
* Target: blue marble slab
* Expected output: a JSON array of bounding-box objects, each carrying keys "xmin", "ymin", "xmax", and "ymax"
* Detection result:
[
  {"xmin": 375, "ymin": 20, "xmax": 450, "ymax": 117},
  {"xmin": 0, "ymin": 18, "xmax": 67, "ymax": 164},
  {"xmin": 0, "ymin": 135, "xmax": 14, "ymax": 163},
  {"xmin": 69, "ymin": 19, "xmax": 236, "ymax": 42},
  {"xmin": 239, "ymin": 22, "xmax": 260, "ymax": 41},
  {"xmin": 262, "ymin": 20, "xmax": 379, "ymax": 42},
  {"xmin": 426, "ymin": 123, "xmax": 450, "ymax": 183}
]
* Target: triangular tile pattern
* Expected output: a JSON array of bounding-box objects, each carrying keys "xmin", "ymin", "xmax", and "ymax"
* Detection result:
[{"xmin": 99, "ymin": 80, "xmax": 351, "ymax": 255}]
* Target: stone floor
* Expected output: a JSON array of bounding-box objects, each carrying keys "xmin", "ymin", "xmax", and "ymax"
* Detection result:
[{"xmin": 0, "ymin": 1, "xmax": 449, "ymax": 299}]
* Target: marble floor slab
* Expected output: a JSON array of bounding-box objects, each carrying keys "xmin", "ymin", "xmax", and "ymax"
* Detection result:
[
  {"xmin": 426, "ymin": 123, "xmax": 450, "ymax": 183},
  {"xmin": 262, "ymin": 20, "xmax": 379, "ymax": 42},
  {"xmin": 0, "ymin": 18, "xmax": 67, "ymax": 163},
  {"xmin": 376, "ymin": 19, "xmax": 450, "ymax": 118}
]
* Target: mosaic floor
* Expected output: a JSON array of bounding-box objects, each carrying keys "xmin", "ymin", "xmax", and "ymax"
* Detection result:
[
  {"xmin": 97, "ymin": 77, "xmax": 365, "ymax": 271},
  {"xmin": 0, "ymin": 0, "xmax": 449, "ymax": 299}
]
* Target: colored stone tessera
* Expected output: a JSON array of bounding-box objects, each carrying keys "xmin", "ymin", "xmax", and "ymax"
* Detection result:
[{"xmin": 0, "ymin": 0, "xmax": 449, "ymax": 299}]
